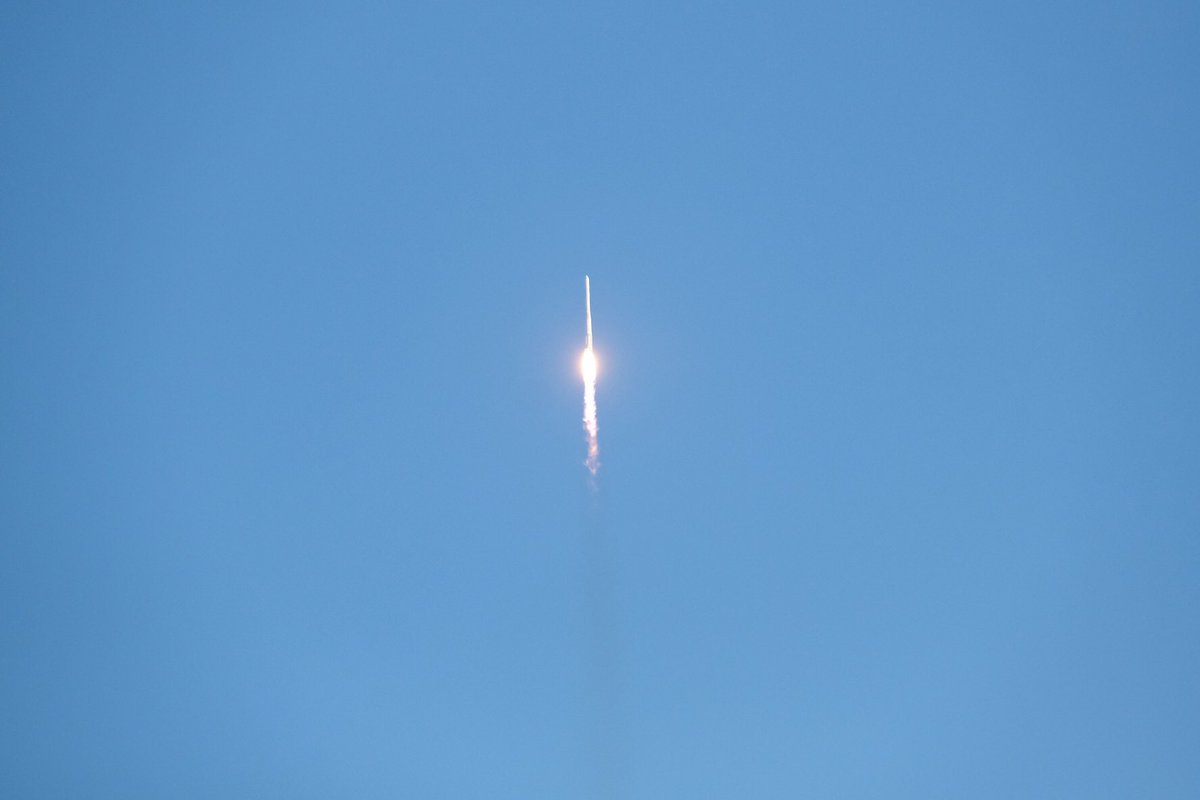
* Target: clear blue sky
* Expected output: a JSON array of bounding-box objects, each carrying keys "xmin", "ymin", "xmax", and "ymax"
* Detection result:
[{"xmin": 2, "ymin": 2, "xmax": 1197, "ymax": 797}]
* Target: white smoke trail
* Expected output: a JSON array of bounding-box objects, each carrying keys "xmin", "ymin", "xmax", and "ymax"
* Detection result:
[{"xmin": 582, "ymin": 346, "xmax": 599, "ymax": 475}]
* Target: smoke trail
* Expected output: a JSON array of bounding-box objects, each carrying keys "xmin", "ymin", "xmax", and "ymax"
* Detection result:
[{"xmin": 582, "ymin": 347, "xmax": 599, "ymax": 477}]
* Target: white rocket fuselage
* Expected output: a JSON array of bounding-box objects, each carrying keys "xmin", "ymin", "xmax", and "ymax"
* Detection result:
[{"xmin": 585, "ymin": 275, "xmax": 593, "ymax": 350}]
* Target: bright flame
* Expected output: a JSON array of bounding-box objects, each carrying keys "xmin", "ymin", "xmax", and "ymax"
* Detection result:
[
  {"xmin": 581, "ymin": 348, "xmax": 598, "ymax": 384},
  {"xmin": 581, "ymin": 347, "xmax": 599, "ymax": 476}
]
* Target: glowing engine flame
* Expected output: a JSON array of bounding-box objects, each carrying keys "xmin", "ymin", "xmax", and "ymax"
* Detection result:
[{"xmin": 581, "ymin": 348, "xmax": 598, "ymax": 385}]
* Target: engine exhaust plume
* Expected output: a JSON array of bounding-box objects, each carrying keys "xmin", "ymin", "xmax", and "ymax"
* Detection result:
[{"xmin": 581, "ymin": 276, "xmax": 599, "ymax": 476}]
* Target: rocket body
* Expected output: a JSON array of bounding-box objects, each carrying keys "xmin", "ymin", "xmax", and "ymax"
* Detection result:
[{"xmin": 585, "ymin": 275, "xmax": 593, "ymax": 350}]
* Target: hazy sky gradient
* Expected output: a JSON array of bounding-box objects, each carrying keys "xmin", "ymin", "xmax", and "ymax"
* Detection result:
[{"xmin": 2, "ymin": 2, "xmax": 1198, "ymax": 797}]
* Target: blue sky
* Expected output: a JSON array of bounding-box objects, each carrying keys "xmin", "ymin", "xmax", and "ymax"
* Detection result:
[{"xmin": 2, "ymin": 2, "xmax": 1198, "ymax": 797}]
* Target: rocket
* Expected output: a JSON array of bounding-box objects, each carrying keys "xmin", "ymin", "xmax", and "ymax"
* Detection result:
[
  {"xmin": 585, "ymin": 275, "xmax": 593, "ymax": 350},
  {"xmin": 580, "ymin": 275, "xmax": 599, "ymax": 474}
]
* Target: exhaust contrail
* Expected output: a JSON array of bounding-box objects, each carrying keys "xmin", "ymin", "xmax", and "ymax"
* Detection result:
[{"xmin": 581, "ymin": 275, "xmax": 599, "ymax": 477}]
